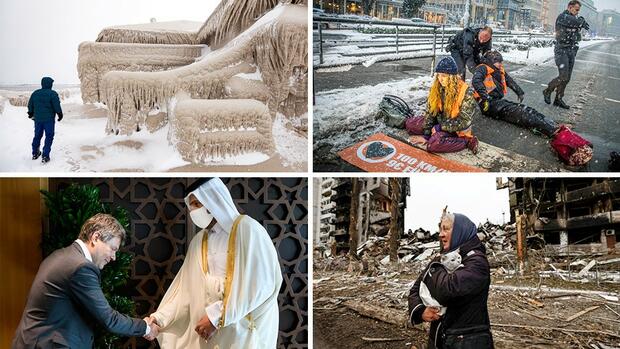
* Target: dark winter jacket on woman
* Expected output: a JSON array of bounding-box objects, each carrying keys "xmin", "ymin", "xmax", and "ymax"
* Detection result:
[{"xmin": 408, "ymin": 214, "xmax": 493, "ymax": 349}]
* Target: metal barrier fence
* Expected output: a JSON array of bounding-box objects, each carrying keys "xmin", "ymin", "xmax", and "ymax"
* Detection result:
[{"xmin": 313, "ymin": 15, "xmax": 554, "ymax": 73}]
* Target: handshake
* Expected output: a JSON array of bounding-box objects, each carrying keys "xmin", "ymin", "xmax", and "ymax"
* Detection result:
[
  {"xmin": 143, "ymin": 316, "xmax": 161, "ymax": 341},
  {"xmin": 141, "ymin": 313, "xmax": 216, "ymax": 342}
]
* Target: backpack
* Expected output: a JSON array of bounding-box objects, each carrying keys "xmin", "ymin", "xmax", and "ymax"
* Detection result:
[
  {"xmin": 376, "ymin": 95, "xmax": 414, "ymax": 128},
  {"xmin": 550, "ymin": 125, "xmax": 593, "ymax": 166}
]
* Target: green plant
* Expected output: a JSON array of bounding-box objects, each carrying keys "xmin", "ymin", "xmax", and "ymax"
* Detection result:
[{"xmin": 41, "ymin": 183, "xmax": 136, "ymax": 349}]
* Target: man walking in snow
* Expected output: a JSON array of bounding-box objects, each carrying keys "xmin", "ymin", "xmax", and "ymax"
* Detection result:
[
  {"xmin": 445, "ymin": 26, "xmax": 493, "ymax": 80},
  {"xmin": 543, "ymin": 0, "xmax": 589, "ymax": 109},
  {"xmin": 27, "ymin": 76, "xmax": 63, "ymax": 164}
]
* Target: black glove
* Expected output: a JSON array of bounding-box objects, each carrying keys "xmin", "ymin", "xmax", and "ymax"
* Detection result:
[
  {"xmin": 27, "ymin": 112, "xmax": 34, "ymax": 119},
  {"xmin": 518, "ymin": 94, "xmax": 524, "ymax": 103},
  {"xmin": 480, "ymin": 99, "xmax": 490, "ymax": 112},
  {"xmin": 579, "ymin": 16, "xmax": 590, "ymax": 30},
  {"xmin": 57, "ymin": 113, "xmax": 63, "ymax": 122}
]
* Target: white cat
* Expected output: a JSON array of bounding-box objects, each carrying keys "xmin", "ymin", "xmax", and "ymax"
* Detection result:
[{"xmin": 419, "ymin": 248, "xmax": 464, "ymax": 316}]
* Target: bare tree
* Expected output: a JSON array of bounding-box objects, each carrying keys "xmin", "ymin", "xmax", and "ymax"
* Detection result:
[
  {"xmin": 388, "ymin": 178, "xmax": 401, "ymax": 262},
  {"xmin": 348, "ymin": 178, "xmax": 361, "ymax": 258}
]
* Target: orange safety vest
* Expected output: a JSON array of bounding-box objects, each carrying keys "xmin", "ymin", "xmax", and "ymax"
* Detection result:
[
  {"xmin": 472, "ymin": 64, "xmax": 508, "ymax": 102},
  {"xmin": 433, "ymin": 80, "xmax": 473, "ymax": 138},
  {"xmin": 438, "ymin": 79, "xmax": 469, "ymax": 119}
]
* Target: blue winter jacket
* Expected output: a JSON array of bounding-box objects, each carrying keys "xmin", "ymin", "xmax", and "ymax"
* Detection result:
[{"xmin": 27, "ymin": 77, "xmax": 63, "ymax": 122}]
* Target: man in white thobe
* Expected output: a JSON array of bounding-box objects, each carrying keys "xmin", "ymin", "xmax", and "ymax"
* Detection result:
[{"xmin": 149, "ymin": 178, "xmax": 282, "ymax": 348}]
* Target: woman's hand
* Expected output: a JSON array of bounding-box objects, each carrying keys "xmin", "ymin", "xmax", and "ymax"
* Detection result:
[
  {"xmin": 408, "ymin": 135, "xmax": 428, "ymax": 146},
  {"xmin": 421, "ymin": 307, "xmax": 441, "ymax": 322}
]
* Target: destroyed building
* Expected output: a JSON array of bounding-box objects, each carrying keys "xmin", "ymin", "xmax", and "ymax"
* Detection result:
[
  {"xmin": 315, "ymin": 178, "xmax": 410, "ymax": 256},
  {"xmin": 500, "ymin": 178, "xmax": 619, "ymax": 256}
]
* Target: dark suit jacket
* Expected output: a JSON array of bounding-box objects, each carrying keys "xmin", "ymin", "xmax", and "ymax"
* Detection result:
[{"xmin": 12, "ymin": 242, "xmax": 146, "ymax": 348}]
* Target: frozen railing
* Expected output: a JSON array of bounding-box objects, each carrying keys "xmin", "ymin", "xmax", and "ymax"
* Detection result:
[{"xmin": 313, "ymin": 15, "xmax": 554, "ymax": 70}]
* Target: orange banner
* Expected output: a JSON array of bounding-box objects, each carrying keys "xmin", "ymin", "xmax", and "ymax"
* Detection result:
[{"xmin": 338, "ymin": 133, "xmax": 486, "ymax": 173}]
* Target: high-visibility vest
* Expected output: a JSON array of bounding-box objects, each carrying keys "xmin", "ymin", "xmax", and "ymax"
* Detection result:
[
  {"xmin": 438, "ymin": 80, "xmax": 469, "ymax": 119},
  {"xmin": 473, "ymin": 64, "xmax": 508, "ymax": 102}
]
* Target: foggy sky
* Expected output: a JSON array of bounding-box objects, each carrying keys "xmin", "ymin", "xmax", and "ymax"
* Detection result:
[
  {"xmin": 592, "ymin": 0, "xmax": 619, "ymax": 12},
  {"xmin": 0, "ymin": 0, "xmax": 220, "ymax": 85},
  {"xmin": 405, "ymin": 175, "xmax": 510, "ymax": 233}
]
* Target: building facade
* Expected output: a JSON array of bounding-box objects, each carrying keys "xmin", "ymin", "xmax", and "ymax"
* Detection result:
[
  {"xmin": 497, "ymin": 0, "xmax": 525, "ymax": 29},
  {"xmin": 599, "ymin": 9, "xmax": 620, "ymax": 37},
  {"xmin": 503, "ymin": 178, "xmax": 619, "ymax": 255},
  {"xmin": 545, "ymin": 0, "xmax": 598, "ymax": 33},
  {"xmin": 317, "ymin": 178, "xmax": 410, "ymax": 255}
]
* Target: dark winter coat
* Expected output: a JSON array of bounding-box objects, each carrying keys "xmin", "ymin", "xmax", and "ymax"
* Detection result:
[
  {"xmin": 446, "ymin": 28, "xmax": 493, "ymax": 73},
  {"xmin": 472, "ymin": 63, "xmax": 524, "ymax": 102},
  {"xmin": 27, "ymin": 77, "xmax": 63, "ymax": 122},
  {"xmin": 408, "ymin": 235, "xmax": 493, "ymax": 348},
  {"xmin": 555, "ymin": 10, "xmax": 588, "ymax": 48}
]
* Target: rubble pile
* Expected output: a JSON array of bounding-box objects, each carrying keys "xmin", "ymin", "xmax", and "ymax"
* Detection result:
[
  {"xmin": 316, "ymin": 222, "xmax": 521, "ymax": 272},
  {"xmin": 477, "ymin": 222, "xmax": 517, "ymax": 253}
]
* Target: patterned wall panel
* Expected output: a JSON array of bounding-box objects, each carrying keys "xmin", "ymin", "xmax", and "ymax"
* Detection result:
[{"xmin": 49, "ymin": 178, "xmax": 308, "ymax": 349}]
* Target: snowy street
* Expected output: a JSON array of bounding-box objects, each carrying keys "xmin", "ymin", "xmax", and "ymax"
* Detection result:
[{"xmin": 313, "ymin": 38, "xmax": 619, "ymax": 172}]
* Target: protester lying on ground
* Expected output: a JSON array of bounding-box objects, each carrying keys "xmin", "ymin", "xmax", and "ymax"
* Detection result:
[
  {"xmin": 471, "ymin": 50, "xmax": 593, "ymax": 166},
  {"xmin": 408, "ymin": 212, "xmax": 494, "ymax": 349},
  {"xmin": 406, "ymin": 56, "xmax": 479, "ymax": 154}
]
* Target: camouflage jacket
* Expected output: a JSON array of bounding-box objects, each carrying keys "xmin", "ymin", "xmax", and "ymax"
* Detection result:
[{"xmin": 423, "ymin": 88, "xmax": 480, "ymax": 135}]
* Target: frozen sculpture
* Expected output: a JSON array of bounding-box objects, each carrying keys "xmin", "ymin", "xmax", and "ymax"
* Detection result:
[{"xmin": 77, "ymin": 0, "xmax": 307, "ymax": 163}]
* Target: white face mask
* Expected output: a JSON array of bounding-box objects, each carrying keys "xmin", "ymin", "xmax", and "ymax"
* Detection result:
[{"xmin": 189, "ymin": 207, "xmax": 213, "ymax": 229}]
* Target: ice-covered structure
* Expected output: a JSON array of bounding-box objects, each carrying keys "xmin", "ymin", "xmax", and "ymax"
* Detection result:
[{"xmin": 77, "ymin": 0, "xmax": 307, "ymax": 163}]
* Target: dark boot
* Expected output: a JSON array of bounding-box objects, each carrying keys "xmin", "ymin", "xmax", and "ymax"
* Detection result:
[
  {"xmin": 554, "ymin": 81, "xmax": 570, "ymax": 109},
  {"xmin": 554, "ymin": 97, "xmax": 570, "ymax": 109},
  {"xmin": 542, "ymin": 88, "xmax": 552, "ymax": 104},
  {"xmin": 32, "ymin": 150, "xmax": 41, "ymax": 160},
  {"xmin": 42, "ymin": 156, "xmax": 50, "ymax": 164}
]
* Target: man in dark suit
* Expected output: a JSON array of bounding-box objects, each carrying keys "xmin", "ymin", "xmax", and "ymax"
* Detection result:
[{"xmin": 12, "ymin": 213, "xmax": 159, "ymax": 348}]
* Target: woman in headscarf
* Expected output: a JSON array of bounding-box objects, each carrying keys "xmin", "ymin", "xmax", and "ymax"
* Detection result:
[
  {"xmin": 408, "ymin": 212, "xmax": 493, "ymax": 349},
  {"xmin": 407, "ymin": 56, "xmax": 480, "ymax": 155}
]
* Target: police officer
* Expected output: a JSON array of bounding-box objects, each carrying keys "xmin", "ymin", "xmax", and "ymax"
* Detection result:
[
  {"xmin": 445, "ymin": 26, "xmax": 493, "ymax": 80},
  {"xmin": 543, "ymin": 0, "xmax": 589, "ymax": 109}
]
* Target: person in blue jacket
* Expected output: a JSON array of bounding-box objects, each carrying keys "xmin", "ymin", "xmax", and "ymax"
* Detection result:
[{"xmin": 27, "ymin": 77, "xmax": 63, "ymax": 163}]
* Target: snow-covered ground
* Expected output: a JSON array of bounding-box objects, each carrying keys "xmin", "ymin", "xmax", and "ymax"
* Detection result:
[
  {"xmin": 0, "ymin": 89, "xmax": 306, "ymax": 172},
  {"xmin": 501, "ymin": 39, "xmax": 609, "ymax": 65},
  {"xmin": 315, "ymin": 75, "xmax": 432, "ymax": 151}
]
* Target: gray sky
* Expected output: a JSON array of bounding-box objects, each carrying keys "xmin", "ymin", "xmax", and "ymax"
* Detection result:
[
  {"xmin": 592, "ymin": 0, "xmax": 619, "ymax": 12},
  {"xmin": 0, "ymin": 0, "xmax": 220, "ymax": 85},
  {"xmin": 405, "ymin": 175, "xmax": 510, "ymax": 233}
]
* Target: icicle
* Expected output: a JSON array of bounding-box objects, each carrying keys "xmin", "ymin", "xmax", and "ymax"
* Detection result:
[
  {"xmin": 96, "ymin": 28, "xmax": 199, "ymax": 45},
  {"xmin": 196, "ymin": 0, "xmax": 280, "ymax": 48},
  {"xmin": 173, "ymin": 99, "xmax": 273, "ymax": 163}
]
